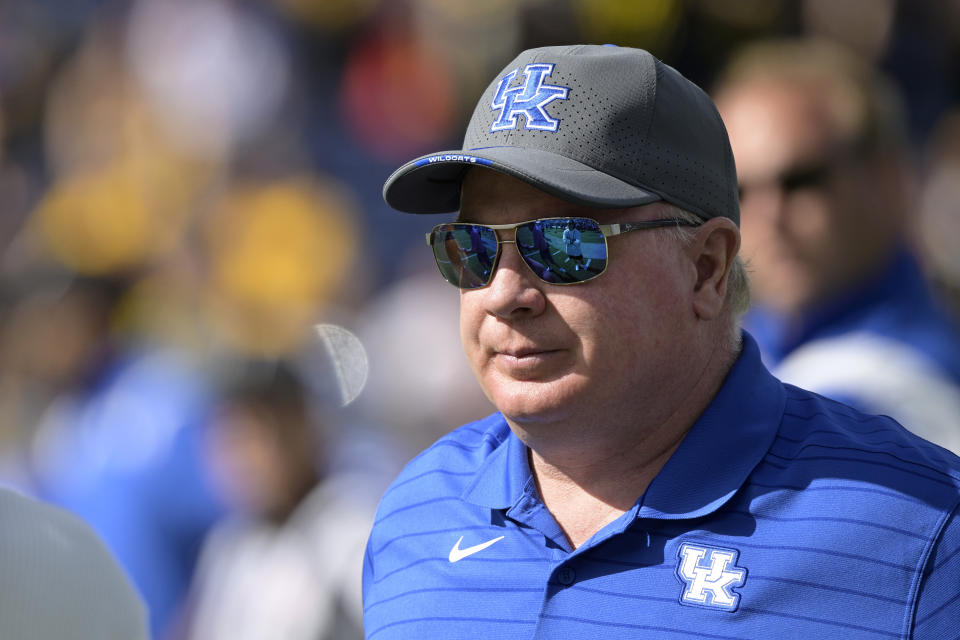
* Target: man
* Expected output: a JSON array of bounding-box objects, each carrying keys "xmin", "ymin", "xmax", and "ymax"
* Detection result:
[
  {"xmin": 185, "ymin": 361, "xmax": 372, "ymax": 640},
  {"xmin": 562, "ymin": 219, "xmax": 585, "ymax": 270},
  {"xmin": 363, "ymin": 44, "xmax": 960, "ymax": 639},
  {"xmin": 0, "ymin": 487, "xmax": 148, "ymax": 639},
  {"xmin": 714, "ymin": 39, "xmax": 960, "ymax": 453}
]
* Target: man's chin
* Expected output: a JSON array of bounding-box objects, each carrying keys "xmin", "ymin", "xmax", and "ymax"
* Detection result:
[{"xmin": 484, "ymin": 377, "xmax": 583, "ymax": 426}]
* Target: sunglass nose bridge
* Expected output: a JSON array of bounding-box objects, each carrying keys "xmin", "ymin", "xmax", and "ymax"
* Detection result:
[{"xmin": 488, "ymin": 224, "xmax": 519, "ymax": 245}]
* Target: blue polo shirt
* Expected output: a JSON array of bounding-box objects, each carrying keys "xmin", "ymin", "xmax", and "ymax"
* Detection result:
[{"xmin": 362, "ymin": 333, "xmax": 960, "ymax": 639}]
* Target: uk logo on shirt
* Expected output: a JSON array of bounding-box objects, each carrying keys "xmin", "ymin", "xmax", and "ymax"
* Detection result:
[
  {"xmin": 490, "ymin": 63, "xmax": 569, "ymax": 133},
  {"xmin": 675, "ymin": 542, "xmax": 747, "ymax": 612}
]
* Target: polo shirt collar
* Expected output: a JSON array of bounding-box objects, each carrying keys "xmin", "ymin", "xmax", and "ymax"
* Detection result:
[
  {"xmin": 462, "ymin": 332, "xmax": 785, "ymax": 522},
  {"xmin": 461, "ymin": 418, "xmax": 531, "ymax": 510},
  {"xmin": 637, "ymin": 331, "xmax": 784, "ymax": 519}
]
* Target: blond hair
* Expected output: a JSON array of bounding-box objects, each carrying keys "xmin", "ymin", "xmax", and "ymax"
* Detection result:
[{"xmin": 714, "ymin": 38, "xmax": 907, "ymax": 155}]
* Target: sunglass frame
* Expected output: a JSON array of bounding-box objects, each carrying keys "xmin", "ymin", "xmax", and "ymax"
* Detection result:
[{"xmin": 426, "ymin": 216, "xmax": 700, "ymax": 290}]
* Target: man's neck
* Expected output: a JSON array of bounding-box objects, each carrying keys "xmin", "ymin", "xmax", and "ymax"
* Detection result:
[
  {"xmin": 512, "ymin": 336, "xmax": 737, "ymax": 549},
  {"xmin": 527, "ymin": 427, "xmax": 686, "ymax": 548}
]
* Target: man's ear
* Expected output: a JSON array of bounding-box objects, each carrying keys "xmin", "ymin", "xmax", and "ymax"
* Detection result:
[{"xmin": 688, "ymin": 218, "xmax": 740, "ymax": 320}]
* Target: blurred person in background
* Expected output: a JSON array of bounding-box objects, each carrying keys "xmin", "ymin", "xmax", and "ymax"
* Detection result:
[
  {"xmin": 181, "ymin": 358, "xmax": 377, "ymax": 640},
  {"xmin": 20, "ymin": 274, "xmax": 226, "ymax": 640},
  {"xmin": 714, "ymin": 38, "xmax": 960, "ymax": 453},
  {"xmin": 0, "ymin": 274, "xmax": 121, "ymax": 486},
  {"xmin": 917, "ymin": 109, "xmax": 960, "ymax": 317},
  {"xmin": 3, "ymin": 4, "xmax": 373, "ymax": 636}
]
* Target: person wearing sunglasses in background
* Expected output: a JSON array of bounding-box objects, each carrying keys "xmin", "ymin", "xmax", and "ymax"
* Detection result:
[
  {"xmin": 714, "ymin": 39, "xmax": 960, "ymax": 456},
  {"xmin": 362, "ymin": 44, "xmax": 960, "ymax": 639}
]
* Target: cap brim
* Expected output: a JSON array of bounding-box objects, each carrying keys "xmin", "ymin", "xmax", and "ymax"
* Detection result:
[{"xmin": 383, "ymin": 146, "xmax": 662, "ymax": 214}]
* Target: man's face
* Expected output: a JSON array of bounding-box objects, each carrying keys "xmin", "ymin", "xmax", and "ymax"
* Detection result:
[
  {"xmin": 457, "ymin": 169, "xmax": 696, "ymax": 426},
  {"xmin": 206, "ymin": 403, "xmax": 305, "ymax": 518},
  {"xmin": 718, "ymin": 80, "xmax": 881, "ymax": 316}
]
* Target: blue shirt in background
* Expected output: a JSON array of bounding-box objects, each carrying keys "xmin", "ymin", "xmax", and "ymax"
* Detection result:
[{"xmin": 747, "ymin": 248, "xmax": 960, "ymax": 454}]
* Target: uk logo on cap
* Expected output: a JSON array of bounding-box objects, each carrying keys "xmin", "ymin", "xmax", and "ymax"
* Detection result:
[{"xmin": 490, "ymin": 63, "xmax": 569, "ymax": 133}]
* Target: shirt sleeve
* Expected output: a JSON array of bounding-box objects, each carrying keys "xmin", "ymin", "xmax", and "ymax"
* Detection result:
[{"xmin": 913, "ymin": 501, "xmax": 960, "ymax": 639}]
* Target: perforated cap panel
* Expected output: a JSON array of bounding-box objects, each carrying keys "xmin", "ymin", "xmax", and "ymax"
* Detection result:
[{"xmin": 384, "ymin": 44, "xmax": 739, "ymax": 225}]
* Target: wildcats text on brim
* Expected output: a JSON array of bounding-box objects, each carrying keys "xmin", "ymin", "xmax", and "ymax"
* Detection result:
[{"xmin": 415, "ymin": 155, "xmax": 493, "ymax": 166}]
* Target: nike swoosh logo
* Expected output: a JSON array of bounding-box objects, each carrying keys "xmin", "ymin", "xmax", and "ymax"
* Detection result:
[{"xmin": 448, "ymin": 535, "xmax": 505, "ymax": 563}]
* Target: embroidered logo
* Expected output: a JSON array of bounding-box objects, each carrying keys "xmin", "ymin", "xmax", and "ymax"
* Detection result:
[
  {"xmin": 675, "ymin": 542, "xmax": 747, "ymax": 612},
  {"xmin": 490, "ymin": 63, "xmax": 569, "ymax": 133},
  {"xmin": 448, "ymin": 535, "xmax": 504, "ymax": 563}
]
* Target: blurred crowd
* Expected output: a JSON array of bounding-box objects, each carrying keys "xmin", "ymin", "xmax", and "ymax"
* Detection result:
[{"xmin": 2, "ymin": 1, "xmax": 960, "ymax": 638}]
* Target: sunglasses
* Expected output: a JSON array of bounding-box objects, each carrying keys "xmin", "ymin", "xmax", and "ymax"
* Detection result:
[
  {"xmin": 426, "ymin": 216, "xmax": 700, "ymax": 289},
  {"xmin": 738, "ymin": 160, "xmax": 833, "ymax": 200}
]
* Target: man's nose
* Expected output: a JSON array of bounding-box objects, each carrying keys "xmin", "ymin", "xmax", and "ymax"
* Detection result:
[{"xmin": 477, "ymin": 239, "xmax": 546, "ymax": 319}]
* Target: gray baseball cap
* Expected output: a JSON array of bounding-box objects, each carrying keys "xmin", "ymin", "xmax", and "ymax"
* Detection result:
[{"xmin": 383, "ymin": 44, "xmax": 739, "ymax": 226}]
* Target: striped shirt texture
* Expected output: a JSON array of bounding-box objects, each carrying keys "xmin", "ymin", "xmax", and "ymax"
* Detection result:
[{"xmin": 362, "ymin": 333, "xmax": 960, "ymax": 639}]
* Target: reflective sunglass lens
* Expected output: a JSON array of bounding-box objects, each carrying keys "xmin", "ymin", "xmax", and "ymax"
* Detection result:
[
  {"xmin": 431, "ymin": 224, "xmax": 498, "ymax": 289},
  {"xmin": 515, "ymin": 218, "xmax": 607, "ymax": 284}
]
